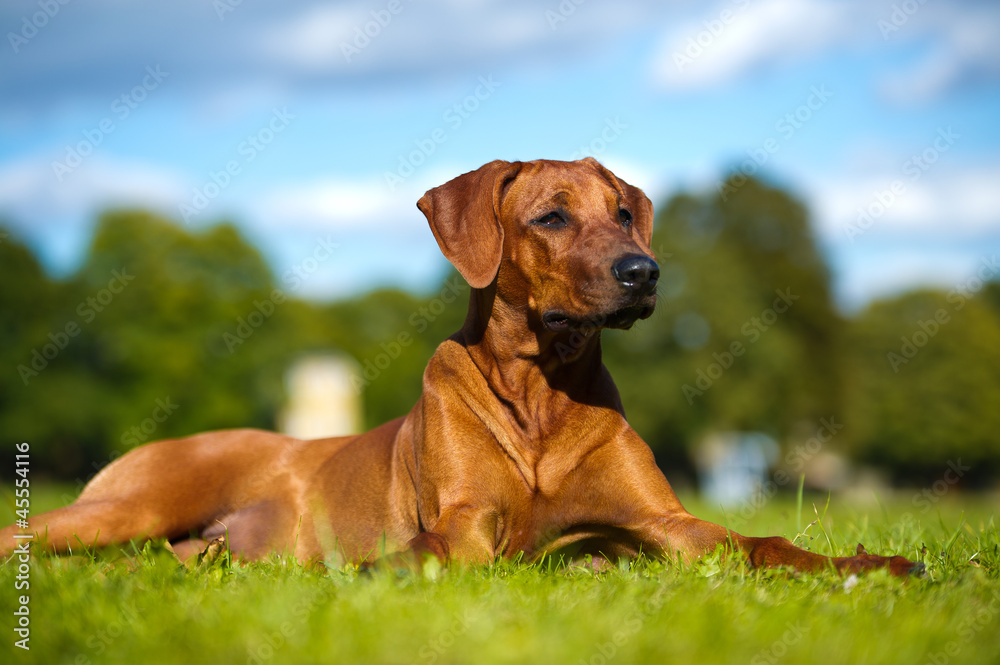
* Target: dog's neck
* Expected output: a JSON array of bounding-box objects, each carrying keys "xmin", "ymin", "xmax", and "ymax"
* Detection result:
[{"xmin": 456, "ymin": 286, "xmax": 622, "ymax": 433}]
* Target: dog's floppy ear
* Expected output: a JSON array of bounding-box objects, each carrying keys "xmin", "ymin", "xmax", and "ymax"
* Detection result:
[
  {"xmin": 417, "ymin": 160, "xmax": 522, "ymax": 289},
  {"xmin": 582, "ymin": 157, "xmax": 655, "ymax": 253}
]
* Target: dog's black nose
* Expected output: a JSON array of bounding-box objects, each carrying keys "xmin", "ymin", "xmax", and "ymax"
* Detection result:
[{"xmin": 612, "ymin": 255, "xmax": 659, "ymax": 293}]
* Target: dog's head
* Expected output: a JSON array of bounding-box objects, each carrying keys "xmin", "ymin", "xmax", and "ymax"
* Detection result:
[{"xmin": 418, "ymin": 158, "xmax": 658, "ymax": 336}]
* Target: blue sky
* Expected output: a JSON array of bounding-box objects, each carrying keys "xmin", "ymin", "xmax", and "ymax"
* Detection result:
[{"xmin": 1, "ymin": 0, "xmax": 998, "ymax": 311}]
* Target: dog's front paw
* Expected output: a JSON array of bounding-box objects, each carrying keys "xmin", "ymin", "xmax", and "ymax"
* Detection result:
[
  {"xmin": 839, "ymin": 543, "xmax": 925, "ymax": 577},
  {"xmin": 358, "ymin": 533, "xmax": 450, "ymax": 576}
]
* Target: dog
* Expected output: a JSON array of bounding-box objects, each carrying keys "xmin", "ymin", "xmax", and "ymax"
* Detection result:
[{"xmin": 1, "ymin": 158, "xmax": 921, "ymax": 576}]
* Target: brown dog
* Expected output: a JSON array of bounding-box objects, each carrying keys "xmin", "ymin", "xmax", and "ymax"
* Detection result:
[{"xmin": 2, "ymin": 158, "xmax": 920, "ymax": 576}]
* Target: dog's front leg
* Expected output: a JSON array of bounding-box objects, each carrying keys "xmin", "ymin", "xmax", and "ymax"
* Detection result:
[
  {"xmin": 642, "ymin": 512, "xmax": 923, "ymax": 576},
  {"xmin": 573, "ymin": 430, "xmax": 924, "ymax": 576}
]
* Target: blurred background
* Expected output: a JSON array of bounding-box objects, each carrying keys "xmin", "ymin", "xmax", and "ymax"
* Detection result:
[{"xmin": 1, "ymin": 1, "xmax": 999, "ymax": 506}]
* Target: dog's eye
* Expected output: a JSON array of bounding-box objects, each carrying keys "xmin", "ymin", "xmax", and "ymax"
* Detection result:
[
  {"xmin": 619, "ymin": 209, "xmax": 633, "ymax": 228},
  {"xmin": 534, "ymin": 212, "xmax": 565, "ymax": 227}
]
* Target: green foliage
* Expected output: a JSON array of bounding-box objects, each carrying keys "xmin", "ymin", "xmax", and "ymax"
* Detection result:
[
  {"xmin": 845, "ymin": 289, "xmax": 1000, "ymax": 478},
  {"xmin": 4, "ymin": 212, "xmax": 298, "ymax": 478},
  {"xmin": 0, "ymin": 234, "xmax": 63, "ymax": 463}
]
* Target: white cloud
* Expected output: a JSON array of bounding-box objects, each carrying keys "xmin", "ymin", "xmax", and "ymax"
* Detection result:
[
  {"xmin": 0, "ymin": 156, "xmax": 186, "ymax": 223},
  {"xmin": 808, "ymin": 164, "xmax": 1000, "ymax": 241},
  {"xmin": 835, "ymin": 248, "xmax": 986, "ymax": 311},
  {"xmin": 255, "ymin": 163, "xmax": 466, "ymax": 234},
  {"xmin": 256, "ymin": 0, "xmax": 597, "ymax": 80},
  {"xmin": 648, "ymin": 0, "xmax": 1000, "ymax": 98},
  {"xmin": 260, "ymin": 178, "xmax": 407, "ymax": 230},
  {"xmin": 650, "ymin": 0, "xmax": 853, "ymax": 91},
  {"xmin": 806, "ymin": 160, "xmax": 1000, "ymax": 310},
  {"xmin": 878, "ymin": 4, "xmax": 1000, "ymax": 103},
  {"xmin": 262, "ymin": 5, "xmax": 362, "ymax": 72}
]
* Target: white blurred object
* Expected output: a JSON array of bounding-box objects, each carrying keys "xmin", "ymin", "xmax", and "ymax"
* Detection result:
[
  {"xmin": 695, "ymin": 431, "xmax": 780, "ymax": 506},
  {"xmin": 278, "ymin": 354, "xmax": 362, "ymax": 439}
]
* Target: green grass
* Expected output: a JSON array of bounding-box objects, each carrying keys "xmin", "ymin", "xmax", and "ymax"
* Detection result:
[{"xmin": 2, "ymin": 486, "xmax": 999, "ymax": 664}]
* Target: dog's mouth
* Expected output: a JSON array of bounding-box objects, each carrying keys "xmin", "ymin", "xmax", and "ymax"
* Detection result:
[
  {"xmin": 542, "ymin": 302, "xmax": 655, "ymax": 333},
  {"xmin": 541, "ymin": 311, "xmax": 574, "ymax": 332},
  {"xmin": 604, "ymin": 304, "xmax": 656, "ymax": 329}
]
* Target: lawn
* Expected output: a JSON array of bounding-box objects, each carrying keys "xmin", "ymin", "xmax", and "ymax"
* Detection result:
[{"xmin": 2, "ymin": 485, "xmax": 998, "ymax": 664}]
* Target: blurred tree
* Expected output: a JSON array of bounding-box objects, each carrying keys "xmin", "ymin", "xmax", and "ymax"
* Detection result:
[
  {"xmin": 0, "ymin": 227, "xmax": 67, "ymax": 469},
  {"xmin": 603, "ymin": 175, "xmax": 843, "ymax": 472},
  {"xmin": 320, "ymin": 268, "xmax": 469, "ymax": 428},
  {"xmin": 3, "ymin": 211, "xmax": 305, "ymax": 478},
  {"xmin": 845, "ymin": 288, "xmax": 1000, "ymax": 481},
  {"xmin": 79, "ymin": 211, "xmax": 285, "ymax": 435},
  {"xmin": 982, "ymin": 281, "xmax": 1000, "ymax": 314}
]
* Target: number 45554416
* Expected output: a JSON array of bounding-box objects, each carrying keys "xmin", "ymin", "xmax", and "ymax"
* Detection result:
[{"xmin": 14, "ymin": 442, "xmax": 29, "ymax": 524}]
